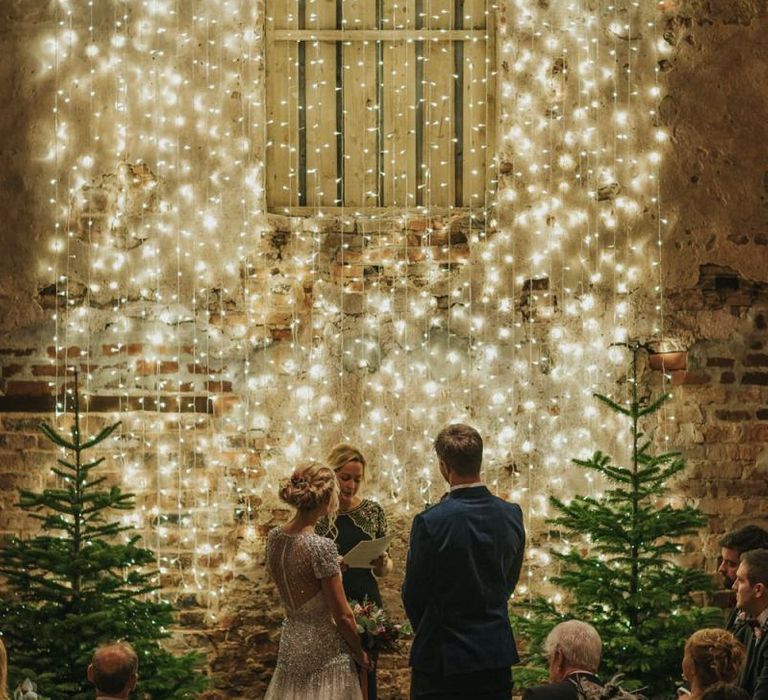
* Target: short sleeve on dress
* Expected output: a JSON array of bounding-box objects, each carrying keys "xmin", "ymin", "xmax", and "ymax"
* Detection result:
[{"xmin": 311, "ymin": 535, "xmax": 341, "ymax": 579}]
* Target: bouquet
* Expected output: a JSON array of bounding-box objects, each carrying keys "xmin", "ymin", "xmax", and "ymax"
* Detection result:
[{"xmin": 352, "ymin": 599, "xmax": 412, "ymax": 654}]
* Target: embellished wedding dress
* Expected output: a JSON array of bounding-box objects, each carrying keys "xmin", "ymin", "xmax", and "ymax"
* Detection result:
[{"xmin": 264, "ymin": 528, "xmax": 363, "ymax": 700}]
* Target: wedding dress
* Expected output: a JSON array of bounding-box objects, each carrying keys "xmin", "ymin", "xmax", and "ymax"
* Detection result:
[{"xmin": 264, "ymin": 528, "xmax": 363, "ymax": 700}]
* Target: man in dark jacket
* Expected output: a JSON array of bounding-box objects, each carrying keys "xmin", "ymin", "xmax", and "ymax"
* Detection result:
[
  {"xmin": 523, "ymin": 621, "xmax": 602, "ymax": 700},
  {"xmin": 402, "ymin": 423, "xmax": 526, "ymax": 700},
  {"xmin": 718, "ymin": 526, "xmax": 768, "ymax": 643},
  {"xmin": 735, "ymin": 549, "xmax": 768, "ymax": 700}
]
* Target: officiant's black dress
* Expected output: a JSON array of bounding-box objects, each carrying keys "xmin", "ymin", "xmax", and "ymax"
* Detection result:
[
  {"xmin": 317, "ymin": 498, "xmax": 387, "ymax": 606},
  {"xmin": 317, "ymin": 498, "xmax": 389, "ymax": 700}
]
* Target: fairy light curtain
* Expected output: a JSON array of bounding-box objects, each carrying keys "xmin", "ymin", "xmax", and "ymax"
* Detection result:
[{"xmin": 41, "ymin": 0, "xmax": 668, "ymax": 613}]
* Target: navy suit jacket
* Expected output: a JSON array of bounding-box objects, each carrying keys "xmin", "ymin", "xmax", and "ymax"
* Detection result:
[{"xmin": 401, "ymin": 485, "xmax": 526, "ymax": 675}]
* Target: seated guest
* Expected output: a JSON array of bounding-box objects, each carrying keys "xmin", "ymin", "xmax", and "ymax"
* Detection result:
[
  {"xmin": 683, "ymin": 629, "xmax": 745, "ymax": 700},
  {"xmin": 701, "ymin": 683, "xmax": 751, "ymax": 700},
  {"xmin": 733, "ymin": 549, "xmax": 768, "ymax": 700},
  {"xmin": 718, "ymin": 527, "xmax": 768, "ymax": 642},
  {"xmin": 523, "ymin": 621, "xmax": 602, "ymax": 700},
  {"xmin": 87, "ymin": 642, "xmax": 139, "ymax": 700}
]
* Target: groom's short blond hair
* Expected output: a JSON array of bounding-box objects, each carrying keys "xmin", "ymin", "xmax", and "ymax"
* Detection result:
[{"xmin": 434, "ymin": 424, "xmax": 483, "ymax": 477}]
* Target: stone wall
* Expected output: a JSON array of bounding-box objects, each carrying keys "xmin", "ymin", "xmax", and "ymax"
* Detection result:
[{"xmin": 0, "ymin": 1, "xmax": 767, "ymax": 699}]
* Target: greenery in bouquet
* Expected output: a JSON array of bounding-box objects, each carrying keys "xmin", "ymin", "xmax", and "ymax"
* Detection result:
[{"xmin": 352, "ymin": 599, "xmax": 412, "ymax": 654}]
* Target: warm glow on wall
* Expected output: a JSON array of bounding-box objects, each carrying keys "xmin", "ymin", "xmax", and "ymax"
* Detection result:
[{"xmin": 43, "ymin": 0, "xmax": 668, "ymax": 614}]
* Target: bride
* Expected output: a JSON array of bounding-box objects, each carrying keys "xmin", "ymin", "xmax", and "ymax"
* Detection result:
[{"xmin": 264, "ymin": 462, "xmax": 369, "ymax": 699}]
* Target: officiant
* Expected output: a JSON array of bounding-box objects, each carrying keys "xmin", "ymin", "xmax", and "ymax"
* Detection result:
[{"xmin": 317, "ymin": 443, "xmax": 392, "ymax": 700}]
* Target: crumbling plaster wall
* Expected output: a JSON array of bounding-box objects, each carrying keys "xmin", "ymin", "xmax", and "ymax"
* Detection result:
[{"xmin": 655, "ymin": 0, "xmax": 768, "ymax": 558}]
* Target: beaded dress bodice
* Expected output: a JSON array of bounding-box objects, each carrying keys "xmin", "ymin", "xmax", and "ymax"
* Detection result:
[{"xmin": 264, "ymin": 529, "xmax": 362, "ymax": 699}]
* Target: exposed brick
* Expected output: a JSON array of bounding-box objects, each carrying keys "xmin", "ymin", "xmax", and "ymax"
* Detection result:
[
  {"xmin": 671, "ymin": 370, "xmax": 711, "ymax": 386},
  {"xmin": 703, "ymin": 424, "xmax": 744, "ymax": 443},
  {"xmin": 0, "ymin": 348, "xmax": 34, "ymax": 356},
  {"xmin": 742, "ymin": 372, "xmax": 768, "ymax": 385},
  {"xmin": 714, "ymin": 410, "xmax": 752, "ymax": 421},
  {"xmin": 756, "ymin": 314, "xmax": 767, "ymax": 330},
  {"xmin": 2, "ymin": 364, "xmax": 23, "ymax": 378},
  {"xmin": 30, "ymin": 364, "xmax": 68, "ymax": 377},
  {"xmin": 751, "ymin": 341, "xmax": 765, "ymax": 350},
  {"xmin": 0, "ymin": 434, "xmax": 38, "ymax": 450},
  {"xmin": 757, "ymin": 409, "xmax": 768, "ymax": 420},
  {"xmin": 102, "ymin": 344, "xmax": 124, "ymax": 355},
  {"xmin": 707, "ymin": 357, "xmax": 735, "ymax": 368},
  {"xmin": 744, "ymin": 424, "xmax": 768, "ymax": 443},
  {"xmin": 206, "ymin": 381, "xmax": 233, "ymax": 394},
  {"xmin": 46, "ymin": 346, "xmax": 82, "ymax": 359},
  {"xmin": 135, "ymin": 360, "xmax": 179, "ymax": 375},
  {"xmin": 721, "ymin": 372, "xmax": 736, "ymax": 384},
  {"xmin": 187, "ymin": 363, "xmax": 225, "ymax": 375},
  {"xmin": 270, "ymin": 328, "xmax": 292, "ymax": 341},
  {"xmin": 4, "ymin": 381, "xmax": 55, "ymax": 396},
  {"xmin": 126, "ymin": 343, "xmax": 144, "ymax": 355},
  {"xmin": 745, "ymin": 354, "xmax": 768, "ymax": 367},
  {"xmin": 647, "ymin": 351, "xmax": 687, "ymax": 371}
]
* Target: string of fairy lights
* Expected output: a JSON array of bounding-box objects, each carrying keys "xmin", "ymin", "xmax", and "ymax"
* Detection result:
[{"xmin": 40, "ymin": 0, "xmax": 669, "ymax": 615}]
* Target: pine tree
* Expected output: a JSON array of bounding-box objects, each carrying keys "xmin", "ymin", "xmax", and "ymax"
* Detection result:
[
  {"xmin": 512, "ymin": 343, "xmax": 719, "ymax": 698},
  {"xmin": 0, "ymin": 374, "xmax": 207, "ymax": 700}
]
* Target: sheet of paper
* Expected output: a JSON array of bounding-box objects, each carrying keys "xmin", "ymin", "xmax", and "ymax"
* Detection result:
[{"xmin": 342, "ymin": 534, "xmax": 394, "ymax": 569}]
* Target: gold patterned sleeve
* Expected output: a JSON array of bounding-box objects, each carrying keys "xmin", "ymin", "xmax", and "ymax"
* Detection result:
[{"xmin": 375, "ymin": 502, "xmax": 388, "ymax": 538}]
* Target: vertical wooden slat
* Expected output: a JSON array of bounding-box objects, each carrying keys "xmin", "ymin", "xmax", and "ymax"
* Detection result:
[
  {"xmin": 304, "ymin": 0, "xmax": 337, "ymax": 207},
  {"xmin": 266, "ymin": 1, "xmax": 299, "ymax": 210},
  {"xmin": 422, "ymin": 51, "xmax": 454, "ymax": 206},
  {"xmin": 381, "ymin": 0, "xmax": 413, "ymax": 29},
  {"xmin": 342, "ymin": 0, "xmax": 378, "ymax": 208},
  {"xmin": 422, "ymin": 0, "xmax": 454, "ymax": 207},
  {"xmin": 463, "ymin": 0, "xmax": 487, "ymax": 209},
  {"xmin": 383, "ymin": 39, "xmax": 417, "ymax": 207},
  {"xmin": 454, "ymin": 0, "xmax": 465, "ymax": 207}
]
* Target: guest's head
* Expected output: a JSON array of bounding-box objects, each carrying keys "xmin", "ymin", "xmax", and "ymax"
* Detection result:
[
  {"xmin": 279, "ymin": 462, "xmax": 339, "ymax": 520},
  {"xmin": 733, "ymin": 548, "xmax": 768, "ymax": 617},
  {"xmin": 700, "ymin": 682, "xmax": 751, "ymax": 700},
  {"xmin": 543, "ymin": 620, "xmax": 601, "ymax": 683},
  {"xmin": 434, "ymin": 424, "xmax": 483, "ymax": 483},
  {"xmin": 718, "ymin": 526, "xmax": 768, "ymax": 587},
  {"xmin": 682, "ymin": 629, "xmax": 745, "ymax": 696},
  {"xmin": 0, "ymin": 636, "xmax": 8, "ymax": 700},
  {"xmin": 326, "ymin": 444, "xmax": 366, "ymax": 511},
  {"xmin": 87, "ymin": 642, "xmax": 138, "ymax": 699}
]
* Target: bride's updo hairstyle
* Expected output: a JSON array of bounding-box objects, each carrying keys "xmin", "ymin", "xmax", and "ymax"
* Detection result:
[
  {"xmin": 279, "ymin": 462, "xmax": 339, "ymax": 518},
  {"xmin": 684, "ymin": 629, "xmax": 745, "ymax": 689}
]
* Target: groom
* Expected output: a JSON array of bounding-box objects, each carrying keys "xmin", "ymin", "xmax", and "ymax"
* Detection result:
[{"xmin": 402, "ymin": 423, "xmax": 526, "ymax": 700}]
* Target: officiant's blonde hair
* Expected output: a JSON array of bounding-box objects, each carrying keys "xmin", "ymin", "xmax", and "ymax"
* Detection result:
[
  {"xmin": 279, "ymin": 462, "xmax": 339, "ymax": 518},
  {"xmin": 327, "ymin": 443, "xmax": 367, "ymax": 477}
]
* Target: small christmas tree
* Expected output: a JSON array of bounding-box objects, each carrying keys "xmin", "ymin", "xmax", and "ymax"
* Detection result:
[
  {"xmin": 0, "ymin": 373, "xmax": 207, "ymax": 700},
  {"xmin": 513, "ymin": 343, "xmax": 718, "ymax": 697}
]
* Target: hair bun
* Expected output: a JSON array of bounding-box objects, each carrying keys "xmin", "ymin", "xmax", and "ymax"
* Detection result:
[{"xmin": 279, "ymin": 462, "xmax": 338, "ymax": 513}]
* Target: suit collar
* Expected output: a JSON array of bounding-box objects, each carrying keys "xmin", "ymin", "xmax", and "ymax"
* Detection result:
[{"xmin": 449, "ymin": 485, "xmax": 492, "ymax": 500}]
